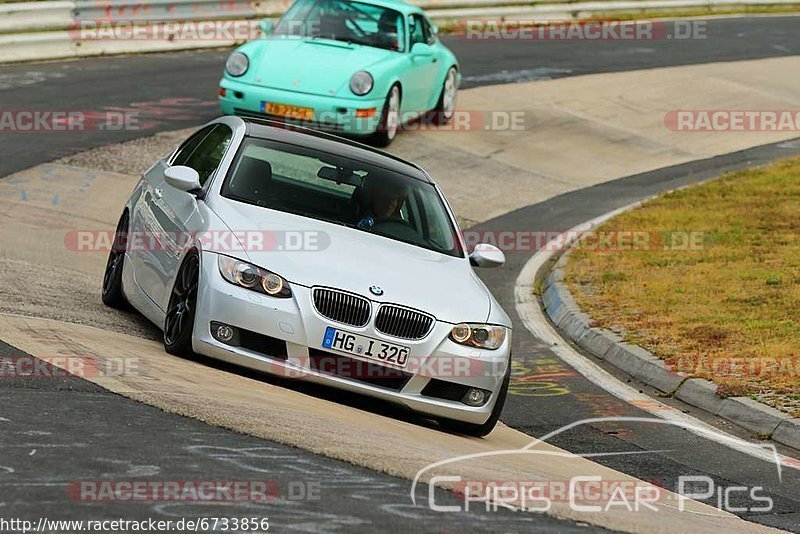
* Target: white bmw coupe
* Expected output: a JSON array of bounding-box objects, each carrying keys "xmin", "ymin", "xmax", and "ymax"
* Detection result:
[{"xmin": 103, "ymin": 116, "xmax": 511, "ymax": 436}]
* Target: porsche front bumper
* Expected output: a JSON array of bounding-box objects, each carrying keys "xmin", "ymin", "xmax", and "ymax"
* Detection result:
[{"xmin": 219, "ymin": 78, "xmax": 385, "ymax": 136}]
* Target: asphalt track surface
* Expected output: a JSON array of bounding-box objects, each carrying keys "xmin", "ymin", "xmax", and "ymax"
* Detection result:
[
  {"xmin": 1, "ymin": 15, "xmax": 800, "ymax": 177},
  {"xmin": 1, "ymin": 15, "xmax": 799, "ymax": 533}
]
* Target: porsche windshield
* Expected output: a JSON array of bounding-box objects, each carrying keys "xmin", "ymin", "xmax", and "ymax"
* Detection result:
[
  {"xmin": 221, "ymin": 138, "xmax": 463, "ymax": 258},
  {"xmin": 275, "ymin": 0, "xmax": 406, "ymax": 52}
]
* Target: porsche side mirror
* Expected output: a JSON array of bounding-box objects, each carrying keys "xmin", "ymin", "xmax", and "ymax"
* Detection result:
[
  {"xmin": 259, "ymin": 19, "xmax": 276, "ymax": 37},
  {"xmin": 412, "ymin": 41, "xmax": 433, "ymax": 57}
]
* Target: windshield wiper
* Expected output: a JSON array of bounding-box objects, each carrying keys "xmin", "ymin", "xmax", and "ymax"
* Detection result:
[
  {"xmin": 293, "ymin": 210, "xmax": 356, "ymax": 228},
  {"xmin": 307, "ymin": 34, "xmax": 369, "ymax": 47}
]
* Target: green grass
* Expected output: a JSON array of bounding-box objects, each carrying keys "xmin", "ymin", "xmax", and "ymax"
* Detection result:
[{"xmin": 567, "ymin": 157, "xmax": 800, "ymax": 415}]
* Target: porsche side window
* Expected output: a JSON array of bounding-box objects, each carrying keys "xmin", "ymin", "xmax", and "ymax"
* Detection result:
[
  {"xmin": 183, "ymin": 124, "xmax": 233, "ymax": 186},
  {"xmin": 423, "ymin": 17, "xmax": 436, "ymax": 45},
  {"xmin": 409, "ymin": 15, "xmax": 427, "ymax": 48}
]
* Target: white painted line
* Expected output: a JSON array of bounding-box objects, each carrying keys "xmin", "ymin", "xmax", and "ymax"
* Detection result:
[{"xmin": 514, "ymin": 202, "xmax": 800, "ymax": 472}]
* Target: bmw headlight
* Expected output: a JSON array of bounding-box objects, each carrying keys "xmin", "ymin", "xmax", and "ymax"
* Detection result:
[
  {"xmin": 225, "ymin": 52, "xmax": 249, "ymax": 77},
  {"xmin": 450, "ymin": 323, "xmax": 507, "ymax": 350},
  {"xmin": 349, "ymin": 71, "xmax": 373, "ymax": 96},
  {"xmin": 218, "ymin": 255, "xmax": 291, "ymax": 298}
]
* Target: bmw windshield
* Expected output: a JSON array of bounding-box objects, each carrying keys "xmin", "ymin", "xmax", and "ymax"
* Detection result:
[
  {"xmin": 274, "ymin": 0, "xmax": 406, "ymax": 52},
  {"xmin": 221, "ymin": 137, "xmax": 464, "ymax": 258}
]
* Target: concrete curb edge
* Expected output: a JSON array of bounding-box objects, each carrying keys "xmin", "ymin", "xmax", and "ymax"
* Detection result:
[{"xmin": 538, "ymin": 245, "xmax": 800, "ymax": 451}]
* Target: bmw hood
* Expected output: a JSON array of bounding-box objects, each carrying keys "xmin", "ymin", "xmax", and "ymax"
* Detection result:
[
  {"xmin": 210, "ymin": 199, "xmax": 492, "ymax": 324},
  {"xmin": 243, "ymin": 38, "xmax": 392, "ymax": 96}
]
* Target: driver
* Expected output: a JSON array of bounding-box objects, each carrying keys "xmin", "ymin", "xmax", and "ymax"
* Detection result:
[
  {"xmin": 357, "ymin": 182, "xmax": 405, "ymax": 228},
  {"xmin": 376, "ymin": 11, "xmax": 400, "ymax": 51}
]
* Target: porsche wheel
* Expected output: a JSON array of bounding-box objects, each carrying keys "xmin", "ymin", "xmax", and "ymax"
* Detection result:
[
  {"xmin": 372, "ymin": 85, "xmax": 401, "ymax": 147},
  {"xmin": 432, "ymin": 67, "xmax": 458, "ymax": 126}
]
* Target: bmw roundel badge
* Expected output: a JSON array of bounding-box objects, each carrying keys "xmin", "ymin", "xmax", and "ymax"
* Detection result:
[{"xmin": 369, "ymin": 286, "xmax": 384, "ymax": 296}]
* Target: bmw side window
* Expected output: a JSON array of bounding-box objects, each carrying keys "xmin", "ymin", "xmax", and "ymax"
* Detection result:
[
  {"xmin": 182, "ymin": 124, "xmax": 233, "ymax": 186},
  {"xmin": 171, "ymin": 126, "xmax": 214, "ymax": 167}
]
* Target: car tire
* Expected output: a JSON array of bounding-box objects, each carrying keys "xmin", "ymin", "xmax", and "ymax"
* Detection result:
[
  {"xmin": 101, "ymin": 210, "xmax": 130, "ymax": 309},
  {"xmin": 438, "ymin": 362, "xmax": 510, "ymax": 438},
  {"xmin": 430, "ymin": 67, "xmax": 458, "ymax": 126},
  {"xmin": 371, "ymin": 85, "xmax": 401, "ymax": 147},
  {"xmin": 164, "ymin": 251, "xmax": 200, "ymax": 357}
]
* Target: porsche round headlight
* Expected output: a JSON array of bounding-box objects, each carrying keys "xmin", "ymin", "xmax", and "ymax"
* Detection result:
[
  {"xmin": 226, "ymin": 52, "xmax": 249, "ymax": 77},
  {"xmin": 349, "ymin": 71, "xmax": 373, "ymax": 96}
]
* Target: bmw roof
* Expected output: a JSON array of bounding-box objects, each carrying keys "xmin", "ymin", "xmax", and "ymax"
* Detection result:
[{"xmin": 242, "ymin": 117, "xmax": 433, "ymax": 183}]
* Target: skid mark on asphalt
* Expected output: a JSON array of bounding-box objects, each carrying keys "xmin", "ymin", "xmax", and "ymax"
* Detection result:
[
  {"xmin": 571, "ymin": 392, "xmax": 635, "ymax": 438},
  {"xmin": 0, "ymin": 71, "xmax": 66, "ymax": 91},
  {"xmin": 462, "ymin": 67, "xmax": 573, "ymax": 84}
]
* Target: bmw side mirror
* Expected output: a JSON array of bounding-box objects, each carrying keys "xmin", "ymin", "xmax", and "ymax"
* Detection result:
[
  {"xmin": 431, "ymin": 24, "xmax": 439, "ymax": 35},
  {"xmin": 164, "ymin": 166, "xmax": 202, "ymax": 193},
  {"xmin": 469, "ymin": 243, "xmax": 505, "ymax": 268},
  {"xmin": 259, "ymin": 19, "xmax": 275, "ymax": 36}
]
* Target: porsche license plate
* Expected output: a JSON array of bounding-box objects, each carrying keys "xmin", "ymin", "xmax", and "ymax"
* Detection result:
[
  {"xmin": 261, "ymin": 102, "xmax": 314, "ymax": 121},
  {"xmin": 322, "ymin": 327, "xmax": 410, "ymax": 368}
]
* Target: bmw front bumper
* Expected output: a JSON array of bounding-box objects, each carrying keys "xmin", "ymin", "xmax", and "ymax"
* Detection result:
[
  {"xmin": 192, "ymin": 251, "xmax": 511, "ymax": 425},
  {"xmin": 219, "ymin": 78, "xmax": 385, "ymax": 137}
]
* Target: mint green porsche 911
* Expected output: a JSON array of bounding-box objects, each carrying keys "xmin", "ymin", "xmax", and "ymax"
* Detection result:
[{"xmin": 218, "ymin": 0, "xmax": 460, "ymax": 146}]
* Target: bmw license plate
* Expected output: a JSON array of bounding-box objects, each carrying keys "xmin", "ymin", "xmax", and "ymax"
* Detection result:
[{"xmin": 322, "ymin": 327, "xmax": 410, "ymax": 368}]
